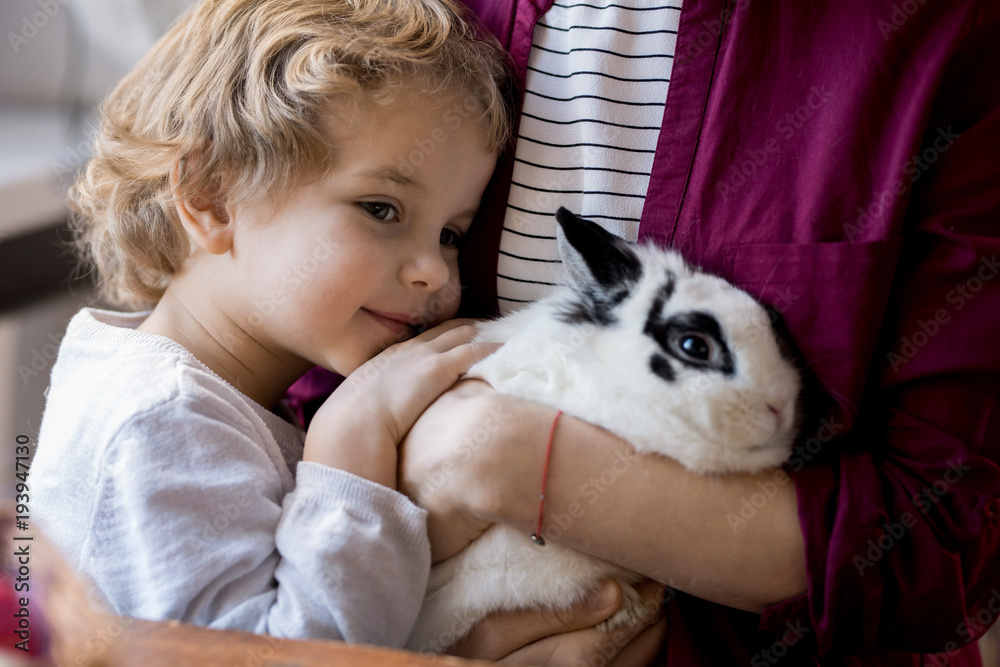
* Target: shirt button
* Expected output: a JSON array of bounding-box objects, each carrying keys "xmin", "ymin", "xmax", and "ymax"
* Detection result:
[{"xmin": 986, "ymin": 498, "xmax": 1000, "ymax": 519}]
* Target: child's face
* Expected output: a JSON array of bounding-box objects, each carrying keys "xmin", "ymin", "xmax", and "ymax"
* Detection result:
[{"xmin": 224, "ymin": 87, "xmax": 497, "ymax": 375}]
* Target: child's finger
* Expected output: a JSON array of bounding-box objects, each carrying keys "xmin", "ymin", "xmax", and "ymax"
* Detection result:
[
  {"xmin": 419, "ymin": 323, "xmax": 480, "ymax": 352},
  {"xmin": 390, "ymin": 341, "xmax": 497, "ymax": 403},
  {"xmin": 411, "ymin": 318, "xmax": 482, "ymax": 344},
  {"xmin": 437, "ymin": 340, "xmax": 502, "ymax": 375},
  {"xmin": 409, "ymin": 323, "xmax": 499, "ymax": 359}
]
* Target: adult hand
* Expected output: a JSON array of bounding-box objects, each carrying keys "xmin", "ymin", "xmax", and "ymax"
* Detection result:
[
  {"xmin": 399, "ymin": 379, "xmax": 550, "ymax": 560},
  {"xmin": 401, "ymin": 374, "xmax": 806, "ymax": 612},
  {"xmin": 447, "ymin": 579, "xmax": 667, "ymax": 666}
]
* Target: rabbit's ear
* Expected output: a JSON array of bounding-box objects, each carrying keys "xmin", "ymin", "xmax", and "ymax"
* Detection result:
[{"xmin": 555, "ymin": 207, "xmax": 642, "ymax": 294}]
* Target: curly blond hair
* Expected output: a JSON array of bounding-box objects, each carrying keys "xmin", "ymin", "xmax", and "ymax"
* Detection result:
[{"xmin": 70, "ymin": 0, "xmax": 513, "ymax": 309}]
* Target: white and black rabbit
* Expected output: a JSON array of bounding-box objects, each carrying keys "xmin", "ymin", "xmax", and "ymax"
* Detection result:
[{"xmin": 407, "ymin": 207, "xmax": 802, "ymax": 652}]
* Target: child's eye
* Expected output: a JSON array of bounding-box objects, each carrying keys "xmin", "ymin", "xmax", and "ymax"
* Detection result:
[
  {"xmin": 360, "ymin": 201, "xmax": 399, "ymax": 222},
  {"xmin": 440, "ymin": 227, "xmax": 463, "ymax": 249}
]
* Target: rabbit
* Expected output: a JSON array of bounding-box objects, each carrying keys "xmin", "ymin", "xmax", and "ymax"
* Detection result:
[{"xmin": 406, "ymin": 207, "xmax": 802, "ymax": 653}]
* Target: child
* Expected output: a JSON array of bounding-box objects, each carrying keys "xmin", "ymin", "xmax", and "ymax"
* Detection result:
[{"xmin": 31, "ymin": 0, "xmax": 512, "ymax": 647}]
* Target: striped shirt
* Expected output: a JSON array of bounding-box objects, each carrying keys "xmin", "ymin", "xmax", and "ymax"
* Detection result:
[{"xmin": 496, "ymin": 0, "xmax": 683, "ymax": 313}]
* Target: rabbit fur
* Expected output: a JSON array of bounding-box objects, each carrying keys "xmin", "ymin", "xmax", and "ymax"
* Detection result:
[{"xmin": 406, "ymin": 208, "xmax": 802, "ymax": 652}]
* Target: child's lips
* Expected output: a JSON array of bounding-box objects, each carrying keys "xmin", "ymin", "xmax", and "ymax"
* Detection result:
[{"xmin": 362, "ymin": 308, "xmax": 421, "ymax": 339}]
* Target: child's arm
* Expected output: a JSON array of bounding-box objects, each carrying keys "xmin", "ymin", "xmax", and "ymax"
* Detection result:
[
  {"xmin": 302, "ymin": 319, "xmax": 497, "ymax": 487},
  {"xmin": 44, "ymin": 318, "xmax": 492, "ymax": 647},
  {"xmin": 57, "ymin": 388, "xmax": 428, "ymax": 646}
]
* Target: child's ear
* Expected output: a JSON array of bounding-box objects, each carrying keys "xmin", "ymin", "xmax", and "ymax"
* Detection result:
[{"xmin": 170, "ymin": 160, "xmax": 233, "ymax": 256}]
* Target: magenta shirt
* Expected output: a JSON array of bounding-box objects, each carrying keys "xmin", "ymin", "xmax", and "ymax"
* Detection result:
[
  {"xmin": 448, "ymin": 0, "xmax": 1000, "ymax": 664},
  {"xmin": 286, "ymin": 1, "xmax": 1000, "ymax": 662}
]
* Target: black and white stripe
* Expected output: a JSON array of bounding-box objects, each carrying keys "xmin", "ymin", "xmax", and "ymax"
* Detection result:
[{"xmin": 497, "ymin": 0, "xmax": 682, "ymax": 313}]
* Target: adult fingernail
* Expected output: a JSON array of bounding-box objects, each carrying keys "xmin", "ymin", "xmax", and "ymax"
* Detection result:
[{"xmin": 583, "ymin": 581, "xmax": 619, "ymax": 612}]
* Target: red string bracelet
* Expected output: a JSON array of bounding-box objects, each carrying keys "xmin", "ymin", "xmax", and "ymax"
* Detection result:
[{"xmin": 530, "ymin": 410, "xmax": 563, "ymax": 546}]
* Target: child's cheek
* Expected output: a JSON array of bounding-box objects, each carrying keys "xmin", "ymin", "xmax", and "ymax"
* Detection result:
[{"xmin": 426, "ymin": 275, "xmax": 463, "ymax": 326}]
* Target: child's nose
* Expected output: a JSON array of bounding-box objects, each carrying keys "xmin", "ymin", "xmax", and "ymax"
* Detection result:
[{"xmin": 401, "ymin": 243, "xmax": 450, "ymax": 292}]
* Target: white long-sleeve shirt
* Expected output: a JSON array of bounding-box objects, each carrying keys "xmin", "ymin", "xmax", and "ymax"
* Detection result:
[{"xmin": 32, "ymin": 308, "xmax": 430, "ymax": 646}]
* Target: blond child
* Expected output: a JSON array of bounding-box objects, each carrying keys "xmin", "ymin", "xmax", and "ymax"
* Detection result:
[{"xmin": 31, "ymin": 0, "xmax": 512, "ymax": 646}]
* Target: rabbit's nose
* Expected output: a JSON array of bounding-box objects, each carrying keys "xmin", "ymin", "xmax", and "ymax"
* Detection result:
[{"xmin": 765, "ymin": 398, "xmax": 795, "ymax": 434}]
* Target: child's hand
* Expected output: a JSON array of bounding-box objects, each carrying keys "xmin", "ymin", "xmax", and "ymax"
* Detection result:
[{"xmin": 303, "ymin": 319, "xmax": 498, "ymax": 488}]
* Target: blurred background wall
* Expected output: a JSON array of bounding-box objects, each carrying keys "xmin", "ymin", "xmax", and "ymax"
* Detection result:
[{"xmin": 0, "ymin": 0, "xmax": 192, "ymax": 491}]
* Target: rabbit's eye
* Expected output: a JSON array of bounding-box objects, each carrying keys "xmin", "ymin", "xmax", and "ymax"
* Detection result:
[
  {"xmin": 653, "ymin": 312, "xmax": 735, "ymax": 376},
  {"xmin": 677, "ymin": 334, "xmax": 712, "ymax": 361}
]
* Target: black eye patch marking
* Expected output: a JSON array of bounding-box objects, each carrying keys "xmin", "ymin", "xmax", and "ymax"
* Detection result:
[
  {"xmin": 649, "ymin": 353, "xmax": 676, "ymax": 382},
  {"xmin": 648, "ymin": 277, "xmax": 675, "ymax": 315},
  {"xmin": 742, "ymin": 290, "xmax": 798, "ymax": 365},
  {"xmin": 644, "ymin": 310, "xmax": 736, "ymax": 377}
]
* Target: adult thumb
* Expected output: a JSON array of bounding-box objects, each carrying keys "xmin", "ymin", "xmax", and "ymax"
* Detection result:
[
  {"xmin": 447, "ymin": 579, "xmax": 623, "ymax": 660},
  {"xmin": 546, "ymin": 579, "xmax": 623, "ymax": 630}
]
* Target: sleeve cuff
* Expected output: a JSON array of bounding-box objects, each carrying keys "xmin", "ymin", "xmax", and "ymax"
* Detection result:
[{"xmin": 292, "ymin": 461, "xmax": 429, "ymax": 550}]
